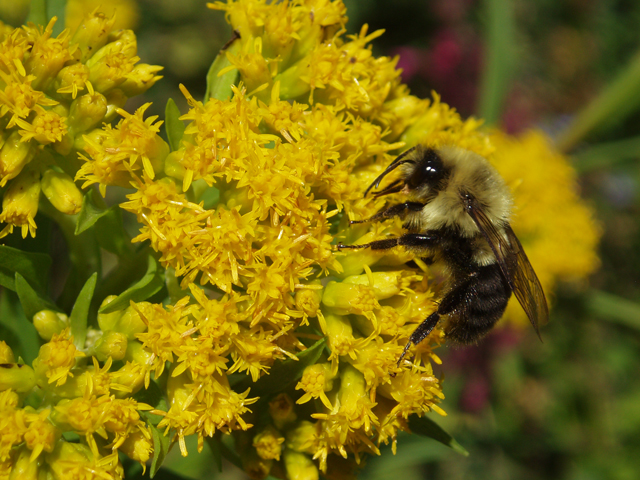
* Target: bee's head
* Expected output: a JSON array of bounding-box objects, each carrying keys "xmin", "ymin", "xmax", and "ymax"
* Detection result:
[{"xmin": 365, "ymin": 146, "xmax": 449, "ymax": 198}]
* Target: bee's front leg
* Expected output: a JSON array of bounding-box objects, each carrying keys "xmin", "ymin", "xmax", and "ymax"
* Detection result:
[
  {"xmin": 337, "ymin": 233, "xmax": 437, "ymax": 251},
  {"xmin": 350, "ymin": 202, "xmax": 425, "ymax": 225}
]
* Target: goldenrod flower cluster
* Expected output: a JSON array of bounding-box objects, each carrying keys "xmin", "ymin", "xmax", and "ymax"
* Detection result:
[
  {"xmin": 0, "ymin": 11, "xmax": 162, "ymax": 238},
  {"xmin": 0, "ymin": 1, "xmax": 600, "ymax": 479}
]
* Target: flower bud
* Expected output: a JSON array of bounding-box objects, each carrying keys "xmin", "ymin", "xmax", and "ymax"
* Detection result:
[
  {"xmin": 40, "ymin": 168, "xmax": 84, "ymax": 215},
  {"xmin": 0, "ymin": 166, "xmax": 40, "ymax": 238},
  {"xmin": 93, "ymin": 331, "xmax": 128, "ymax": 361},
  {"xmin": 322, "ymin": 281, "xmax": 379, "ymax": 316},
  {"xmin": 253, "ymin": 426, "xmax": 285, "ymax": 461},
  {"xmin": 52, "ymin": 62, "xmax": 91, "ymax": 99},
  {"xmin": 33, "ymin": 310, "xmax": 68, "ymax": 340},
  {"xmin": 0, "ymin": 363, "xmax": 36, "ymax": 392},
  {"xmin": 114, "ymin": 305, "xmax": 148, "ymax": 339},
  {"xmin": 285, "ymin": 421, "xmax": 317, "ymax": 454},
  {"xmin": 8, "ymin": 448, "xmax": 39, "ymax": 480},
  {"xmin": 283, "ymin": 449, "xmax": 319, "ymax": 480},
  {"xmin": 104, "ymin": 88, "xmax": 128, "ymax": 122},
  {"xmin": 268, "ymin": 393, "xmax": 297, "ymax": 430},
  {"xmin": 71, "ymin": 11, "xmax": 116, "ymax": 62},
  {"xmin": 295, "ymin": 285, "xmax": 322, "ymax": 318},
  {"xmin": 97, "ymin": 295, "xmax": 123, "ymax": 330},
  {"xmin": 119, "ymin": 64, "xmax": 164, "ymax": 96},
  {"xmin": 0, "ymin": 341, "xmax": 15, "ymax": 363},
  {"xmin": 67, "ymin": 92, "xmax": 108, "ymax": 134},
  {"xmin": 119, "ymin": 429, "xmax": 153, "ymax": 465},
  {"xmin": 0, "ymin": 132, "xmax": 36, "ymax": 186}
]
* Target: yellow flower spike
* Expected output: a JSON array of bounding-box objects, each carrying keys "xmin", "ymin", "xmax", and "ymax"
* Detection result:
[
  {"xmin": 0, "ymin": 363, "xmax": 36, "ymax": 393},
  {"xmin": 7, "ymin": 447, "xmax": 38, "ymax": 480},
  {"xmin": 283, "ymin": 449, "xmax": 319, "ymax": 480},
  {"xmin": 93, "ymin": 331, "xmax": 128, "ymax": 362},
  {"xmin": 111, "ymin": 360, "xmax": 147, "ymax": 396},
  {"xmin": 0, "ymin": 165, "xmax": 40, "ymax": 239},
  {"xmin": 0, "ymin": 341, "xmax": 14, "ymax": 363},
  {"xmin": 40, "ymin": 168, "xmax": 84, "ymax": 215},
  {"xmin": 322, "ymin": 281, "xmax": 379, "ymax": 317},
  {"xmin": 23, "ymin": 409, "xmax": 59, "ymax": 461},
  {"xmin": 348, "ymin": 338, "xmax": 402, "ymax": 389},
  {"xmin": 0, "ymin": 131, "xmax": 36, "ymax": 187},
  {"xmin": 22, "ymin": 17, "xmax": 76, "ymax": 92},
  {"xmin": 253, "ymin": 425, "xmax": 285, "ymax": 461},
  {"xmin": 66, "ymin": 90, "xmax": 108, "ymax": 134},
  {"xmin": 33, "ymin": 310, "xmax": 69, "ymax": 341},
  {"xmin": 119, "ymin": 428, "xmax": 154, "ymax": 469},
  {"xmin": 379, "ymin": 94, "xmax": 429, "ymax": 141},
  {"xmin": 322, "ymin": 312, "xmax": 355, "ymax": 359},
  {"xmin": 119, "ymin": 63, "xmax": 164, "ymax": 97},
  {"xmin": 334, "ymin": 230, "xmax": 389, "ymax": 277},
  {"xmin": 32, "ymin": 328, "xmax": 84, "ymax": 388},
  {"xmin": 268, "ymin": 393, "xmax": 298, "ymax": 430},
  {"xmin": 380, "ymin": 369, "xmax": 445, "ymax": 420},
  {"xmin": 342, "ymin": 269, "xmax": 421, "ymax": 300},
  {"xmin": 295, "ymin": 363, "xmax": 335, "ymax": 409},
  {"xmin": 70, "ymin": 9, "xmax": 117, "ymax": 62}
]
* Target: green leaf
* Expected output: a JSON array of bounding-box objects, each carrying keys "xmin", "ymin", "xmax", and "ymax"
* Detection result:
[
  {"xmin": 572, "ymin": 135, "xmax": 640, "ymax": 173},
  {"xmin": 407, "ymin": 415, "xmax": 469, "ymax": 456},
  {"xmin": 165, "ymin": 98, "xmax": 185, "ymax": 152},
  {"xmin": 15, "ymin": 273, "xmax": 60, "ymax": 322},
  {"xmin": 148, "ymin": 423, "xmax": 172, "ymax": 479},
  {"xmin": 0, "ymin": 246, "xmax": 51, "ymax": 293},
  {"xmin": 0, "ymin": 289, "xmax": 40, "ymax": 364},
  {"xmin": 476, "ymin": 0, "xmax": 516, "ymax": 125},
  {"xmin": 76, "ymin": 190, "xmax": 130, "ymax": 256},
  {"xmin": 204, "ymin": 31, "xmax": 242, "ymax": 103},
  {"xmin": 99, "ymin": 256, "xmax": 164, "ymax": 314},
  {"xmin": 26, "ymin": 0, "xmax": 47, "ymax": 26},
  {"xmin": 233, "ymin": 338, "xmax": 326, "ymax": 398},
  {"xmin": 69, "ymin": 273, "xmax": 96, "ymax": 349}
]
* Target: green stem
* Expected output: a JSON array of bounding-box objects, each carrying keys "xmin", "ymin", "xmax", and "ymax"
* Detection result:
[{"xmin": 586, "ymin": 289, "xmax": 640, "ymax": 330}]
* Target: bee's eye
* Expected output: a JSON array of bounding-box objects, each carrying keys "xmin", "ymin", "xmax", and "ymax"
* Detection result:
[{"xmin": 407, "ymin": 150, "xmax": 445, "ymax": 190}]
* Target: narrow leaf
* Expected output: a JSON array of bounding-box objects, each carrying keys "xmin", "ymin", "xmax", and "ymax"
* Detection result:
[
  {"xmin": 587, "ymin": 289, "xmax": 640, "ymax": 330},
  {"xmin": 204, "ymin": 31, "xmax": 241, "ymax": 103},
  {"xmin": 75, "ymin": 189, "xmax": 112, "ymax": 234},
  {"xmin": 572, "ymin": 135, "xmax": 640, "ymax": 172},
  {"xmin": 0, "ymin": 289, "xmax": 40, "ymax": 364},
  {"xmin": 148, "ymin": 423, "xmax": 172, "ymax": 479},
  {"xmin": 165, "ymin": 98, "xmax": 185, "ymax": 152},
  {"xmin": 99, "ymin": 256, "xmax": 164, "ymax": 314},
  {"xmin": 0, "ymin": 246, "xmax": 51, "ymax": 293},
  {"xmin": 69, "ymin": 273, "xmax": 97, "ymax": 349},
  {"xmin": 557, "ymin": 48, "xmax": 640, "ymax": 152},
  {"xmin": 476, "ymin": 0, "xmax": 516, "ymax": 125},
  {"xmin": 234, "ymin": 338, "xmax": 326, "ymax": 397},
  {"xmin": 408, "ymin": 415, "xmax": 469, "ymax": 456},
  {"xmin": 15, "ymin": 273, "xmax": 60, "ymax": 322}
]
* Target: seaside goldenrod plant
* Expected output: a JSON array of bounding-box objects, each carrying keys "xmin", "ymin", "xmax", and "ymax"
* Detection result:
[{"xmin": 0, "ymin": 1, "xmax": 599, "ymax": 479}]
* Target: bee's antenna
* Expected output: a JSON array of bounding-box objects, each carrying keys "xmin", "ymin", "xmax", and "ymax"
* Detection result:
[{"xmin": 363, "ymin": 147, "xmax": 418, "ymax": 196}]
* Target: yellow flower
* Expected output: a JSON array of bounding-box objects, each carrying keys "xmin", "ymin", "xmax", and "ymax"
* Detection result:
[{"xmin": 0, "ymin": 165, "xmax": 39, "ymax": 239}]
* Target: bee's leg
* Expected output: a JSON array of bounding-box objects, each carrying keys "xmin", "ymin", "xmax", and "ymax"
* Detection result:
[
  {"xmin": 350, "ymin": 202, "xmax": 425, "ymax": 224},
  {"xmin": 396, "ymin": 278, "xmax": 473, "ymax": 367},
  {"xmin": 338, "ymin": 233, "xmax": 437, "ymax": 251}
]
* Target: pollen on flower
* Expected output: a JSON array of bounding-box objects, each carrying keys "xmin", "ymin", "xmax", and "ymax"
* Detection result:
[{"xmin": 32, "ymin": 328, "xmax": 84, "ymax": 387}]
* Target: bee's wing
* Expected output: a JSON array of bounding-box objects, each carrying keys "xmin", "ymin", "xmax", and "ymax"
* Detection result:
[{"xmin": 464, "ymin": 196, "xmax": 549, "ymax": 338}]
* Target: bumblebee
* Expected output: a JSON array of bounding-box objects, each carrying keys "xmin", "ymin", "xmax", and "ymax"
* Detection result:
[{"xmin": 338, "ymin": 145, "xmax": 549, "ymax": 365}]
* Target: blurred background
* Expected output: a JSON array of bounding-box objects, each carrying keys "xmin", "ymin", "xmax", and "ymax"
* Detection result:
[{"xmin": 3, "ymin": 0, "xmax": 640, "ymax": 479}]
